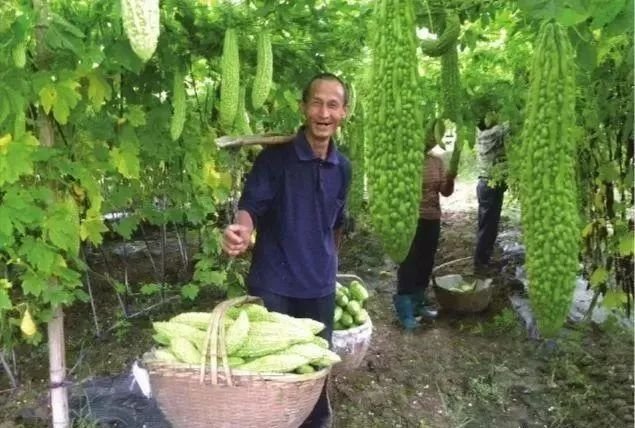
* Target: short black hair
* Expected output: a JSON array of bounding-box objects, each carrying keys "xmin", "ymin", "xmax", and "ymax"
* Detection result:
[{"xmin": 301, "ymin": 72, "xmax": 348, "ymax": 106}]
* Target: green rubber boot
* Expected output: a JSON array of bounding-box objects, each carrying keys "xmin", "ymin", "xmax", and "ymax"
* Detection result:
[
  {"xmin": 392, "ymin": 294, "xmax": 419, "ymax": 331},
  {"xmin": 412, "ymin": 290, "xmax": 438, "ymax": 320}
]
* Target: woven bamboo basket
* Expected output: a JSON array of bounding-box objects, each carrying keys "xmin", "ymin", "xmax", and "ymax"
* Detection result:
[
  {"xmin": 331, "ymin": 274, "xmax": 373, "ymax": 376},
  {"xmin": 431, "ymin": 258, "xmax": 494, "ymax": 313},
  {"xmin": 143, "ymin": 296, "xmax": 329, "ymax": 428}
]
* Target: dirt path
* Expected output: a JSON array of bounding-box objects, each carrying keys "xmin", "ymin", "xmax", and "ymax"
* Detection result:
[{"xmin": 334, "ymin": 179, "xmax": 634, "ymax": 428}]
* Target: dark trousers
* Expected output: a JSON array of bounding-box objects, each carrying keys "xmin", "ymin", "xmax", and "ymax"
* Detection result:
[
  {"xmin": 397, "ymin": 218, "xmax": 441, "ymax": 295},
  {"xmin": 474, "ymin": 178, "xmax": 506, "ymax": 266},
  {"xmin": 248, "ymin": 287, "xmax": 335, "ymax": 428}
]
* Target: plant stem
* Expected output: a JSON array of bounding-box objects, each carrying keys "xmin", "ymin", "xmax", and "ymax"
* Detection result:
[
  {"xmin": 81, "ymin": 245, "xmax": 101, "ymax": 336},
  {"xmin": 0, "ymin": 351, "xmax": 17, "ymax": 389}
]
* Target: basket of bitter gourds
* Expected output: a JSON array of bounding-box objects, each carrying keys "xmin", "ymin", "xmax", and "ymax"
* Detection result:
[
  {"xmin": 331, "ymin": 274, "xmax": 373, "ymax": 375},
  {"xmin": 142, "ymin": 295, "xmax": 341, "ymax": 428}
]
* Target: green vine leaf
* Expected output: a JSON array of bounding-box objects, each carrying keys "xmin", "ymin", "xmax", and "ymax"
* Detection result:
[
  {"xmin": 38, "ymin": 79, "xmax": 81, "ymax": 124},
  {"xmin": 113, "ymin": 215, "xmax": 140, "ymax": 240},
  {"xmin": 597, "ymin": 162, "xmax": 620, "ymax": 182},
  {"xmin": 589, "ymin": 266, "xmax": 609, "ymax": 288},
  {"xmin": 21, "ymin": 237, "xmax": 60, "ymax": 275},
  {"xmin": 588, "ymin": 0, "xmax": 627, "ymax": 29},
  {"xmin": 43, "ymin": 282, "xmax": 75, "ymax": 307},
  {"xmin": 0, "ymin": 133, "xmax": 38, "ymax": 186},
  {"xmin": 0, "ymin": 205, "xmax": 13, "ymax": 246},
  {"xmin": 140, "ymin": 283, "xmax": 161, "ymax": 296},
  {"xmin": 518, "ymin": 0, "xmax": 589, "ymax": 26},
  {"xmin": 181, "ymin": 283, "xmax": 199, "ymax": 301},
  {"xmin": 80, "ymin": 206, "xmax": 108, "ymax": 245},
  {"xmin": 111, "ymin": 126, "xmax": 140, "ymax": 179},
  {"xmin": 45, "ymin": 196, "xmax": 80, "ymax": 256},
  {"xmin": 602, "ymin": 290, "xmax": 627, "ymax": 309},
  {"xmin": 0, "ymin": 289, "xmax": 11, "ymax": 311},
  {"xmin": 87, "ymin": 71, "xmax": 112, "ymax": 111},
  {"xmin": 618, "ymin": 234, "xmax": 634, "ymax": 256},
  {"xmin": 38, "ymin": 84, "xmax": 57, "ymax": 115},
  {"xmin": 21, "ymin": 270, "xmax": 47, "ymax": 298},
  {"xmin": 124, "ymin": 105, "xmax": 147, "ymax": 127},
  {"xmin": 2, "ymin": 188, "xmax": 44, "ymax": 234}
]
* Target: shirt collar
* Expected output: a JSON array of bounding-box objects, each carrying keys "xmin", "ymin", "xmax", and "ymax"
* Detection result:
[{"xmin": 293, "ymin": 126, "xmax": 340, "ymax": 165}]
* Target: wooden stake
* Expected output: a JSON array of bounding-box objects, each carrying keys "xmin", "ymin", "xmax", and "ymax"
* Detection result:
[{"xmin": 215, "ymin": 134, "xmax": 294, "ymax": 149}]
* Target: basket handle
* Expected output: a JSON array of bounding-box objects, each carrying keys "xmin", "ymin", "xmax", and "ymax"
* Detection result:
[
  {"xmin": 199, "ymin": 295, "xmax": 262, "ymax": 386},
  {"xmin": 336, "ymin": 273, "xmax": 366, "ymax": 285},
  {"xmin": 432, "ymin": 257, "xmax": 473, "ymax": 274},
  {"xmin": 431, "ymin": 257, "xmax": 473, "ymax": 288}
]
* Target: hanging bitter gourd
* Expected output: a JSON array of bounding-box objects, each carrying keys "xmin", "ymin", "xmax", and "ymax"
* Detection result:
[
  {"xmin": 346, "ymin": 104, "xmax": 365, "ymax": 218},
  {"xmin": 12, "ymin": 40, "xmax": 26, "ymax": 69},
  {"xmin": 421, "ymin": 9, "xmax": 462, "ymax": 175},
  {"xmin": 170, "ymin": 69, "xmax": 186, "ymax": 141},
  {"xmin": 420, "ymin": 11, "xmax": 460, "ymax": 57},
  {"xmin": 120, "ymin": 0, "xmax": 160, "ymax": 63},
  {"xmin": 251, "ymin": 32, "xmax": 272, "ymax": 110},
  {"xmin": 233, "ymin": 85, "xmax": 252, "ymax": 135},
  {"xmin": 219, "ymin": 28, "xmax": 240, "ymax": 131},
  {"xmin": 518, "ymin": 21, "xmax": 579, "ymax": 337},
  {"xmin": 441, "ymin": 44, "xmax": 463, "ymax": 175},
  {"xmin": 366, "ymin": 0, "xmax": 424, "ymax": 262},
  {"xmin": 347, "ymin": 82, "xmax": 357, "ymax": 119}
]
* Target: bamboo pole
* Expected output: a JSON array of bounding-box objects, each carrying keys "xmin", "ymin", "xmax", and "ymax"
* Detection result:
[
  {"xmin": 33, "ymin": 0, "xmax": 69, "ymax": 426},
  {"xmin": 215, "ymin": 133, "xmax": 294, "ymax": 149},
  {"xmin": 48, "ymin": 307, "xmax": 68, "ymax": 428}
]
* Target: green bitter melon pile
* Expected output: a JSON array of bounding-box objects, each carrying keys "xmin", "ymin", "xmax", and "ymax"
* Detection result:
[
  {"xmin": 519, "ymin": 21, "xmax": 579, "ymax": 337},
  {"xmin": 366, "ymin": 0, "xmax": 424, "ymax": 263},
  {"xmin": 148, "ymin": 303, "xmax": 340, "ymax": 374}
]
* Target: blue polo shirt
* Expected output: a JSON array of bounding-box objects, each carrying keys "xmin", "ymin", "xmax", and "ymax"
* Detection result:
[{"xmin": 238, "ymin": 129, "xmax": 351, "ymax": 299}]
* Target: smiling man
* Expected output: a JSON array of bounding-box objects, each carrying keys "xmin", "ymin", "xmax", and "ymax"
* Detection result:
[{"xmin": 222, "ymin": 73, "xmax": 350, "ymax": 428}]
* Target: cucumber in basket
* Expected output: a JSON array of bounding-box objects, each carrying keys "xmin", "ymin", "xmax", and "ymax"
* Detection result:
[{"xmin": 333, "ymin": 279, "xmax": 370, "ymax": 330}]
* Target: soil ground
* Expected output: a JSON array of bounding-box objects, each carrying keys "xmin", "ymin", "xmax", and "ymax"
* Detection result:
[{"xmin": 1, "ymin": 179, "xmax": 633, "ymax": 428}]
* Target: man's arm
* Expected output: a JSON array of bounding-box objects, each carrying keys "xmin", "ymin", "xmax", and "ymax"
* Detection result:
[
  {"xmin": 440, "ymin": 171, "xmax": 456, "ymax": 197},
  {"xmin": 222, "ymin": 148, "xmax": 280, "ymax": 256},
  {"xmin": 222, "ymin": 210, "xmax": 254, "ymax": 256}
]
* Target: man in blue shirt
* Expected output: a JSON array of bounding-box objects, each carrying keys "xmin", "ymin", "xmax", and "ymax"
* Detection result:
[{"xmin": 222, "ymin": 73, "xmax": 350, "ymax": 428}]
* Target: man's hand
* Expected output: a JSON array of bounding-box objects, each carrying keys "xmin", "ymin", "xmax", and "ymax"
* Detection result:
[{"xmin": 222, "ymin": 224, "xmax": 252, "ymax": 256}]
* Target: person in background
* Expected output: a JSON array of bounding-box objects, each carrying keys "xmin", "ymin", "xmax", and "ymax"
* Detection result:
[
  {"xmin": 474, "ymin": 109, "xmax": 511, "ymax": 275},
  {"xmin": 221, "ymin": 72, "xmax": 350, "ymax": 428},
  {"xmin": 393, "ymin": 130, "xmax": 456, "ymax": 330}
]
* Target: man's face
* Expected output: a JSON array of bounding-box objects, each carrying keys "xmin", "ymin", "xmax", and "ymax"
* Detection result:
[{"xmin": 301, "ymin": 79, "xmax": 347, "ymax": 142}]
